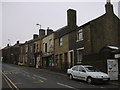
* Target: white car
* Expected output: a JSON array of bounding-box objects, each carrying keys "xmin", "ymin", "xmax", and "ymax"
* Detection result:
[{"xmin": 67, "ymin": 65, "xmax": 110, "ymax": 84}]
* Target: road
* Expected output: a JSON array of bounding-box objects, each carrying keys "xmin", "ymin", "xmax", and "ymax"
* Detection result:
[{"xmin": 2, "ymin": 63, "xmax": 119, "ymax": 89}]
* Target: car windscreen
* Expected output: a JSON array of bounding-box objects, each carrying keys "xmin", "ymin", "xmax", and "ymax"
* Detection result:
[{"xmin": 85, "ymin": 66, "xmax": 100, "ymax": 72}]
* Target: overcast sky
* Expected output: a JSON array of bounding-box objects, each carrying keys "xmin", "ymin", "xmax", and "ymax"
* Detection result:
[{"xmin": 1, "ymin": 0, "xmax": 119, "ymax": 48}]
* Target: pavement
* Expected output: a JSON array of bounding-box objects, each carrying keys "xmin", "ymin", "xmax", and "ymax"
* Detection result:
[{"xmin": 109, "ymin": 80, "xmax": 120, "ymax": 86}]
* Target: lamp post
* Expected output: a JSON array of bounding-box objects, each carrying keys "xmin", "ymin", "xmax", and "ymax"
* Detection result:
[
  {"xmin": 36, "ymin": 24, "xmax": 41, "ymax": 29},
  {"xmin": 8, "ymin": 39, "xmax": 11, "ymax": 46}
]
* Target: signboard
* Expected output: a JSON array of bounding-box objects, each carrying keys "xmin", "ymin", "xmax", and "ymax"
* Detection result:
[{"xmin": 107, "ymin": 59, "xmax": 118, "ymax": 80}]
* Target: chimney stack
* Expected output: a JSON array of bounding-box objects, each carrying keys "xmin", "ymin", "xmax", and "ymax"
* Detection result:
[
  {"xmin": 17, "ymin": 41, "xmax": 19, "ymax": 44},
  {"xmin": 47, "ymin": 27, "xmax": 53, "ymax": 35},
  {"xmin": 33, "ymin": 34, "xmax": 38, "ymax": 39},
  {"xmin": 7, "ymin": 44, "xmax": 9, "ymax": 47},
  {"xmin": 105, "ymin": 0, "xmax": 114, "ymax": 13},
  {"xmin": 67, "ymin": 9, "xmax": 77, "ymax": 28},
  {"xmin": 39, "ymin": 29, "xmax": 45, "ymax": 38}
]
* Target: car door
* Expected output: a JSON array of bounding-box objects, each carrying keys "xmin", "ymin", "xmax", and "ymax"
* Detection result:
[
  {"xmin": 78, "ymin": 66, "xmax": 87, "ymax": 80},
  {"xmin": 71, "ymin": 66, "xmax": 79, "ymax": 79}
]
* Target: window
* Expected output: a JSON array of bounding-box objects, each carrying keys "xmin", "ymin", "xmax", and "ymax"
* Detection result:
[
  {"xmin": 59, "ymin": 37, "xmax": 63, "ymax": 46},
  {"xmin": 55, "ymin": 55, "xmax": 58, "ymax": 65},
  {"xmin": 30, "ymin": 46, "xmax": 32, "ymax": 53},
  {"xmin": 77, "ymin": 29, "xmax": 83, "ymax": 41},
  {"xmin": 60, "ymin": 54, "xmax": 63, "ymax": 65},
  {"xmin": 45, "ymin": 43, "xmax": 47, "ymax": 52},
  {"xmin": 25, "ymin": 45, "xmax": 28, "ymax": 53},
  {"xmin": 43, "ymin": 43, "xmax": 47, "ymax": 53},
  {"xmin": 77, "ymin": 49, "xmax": 83, "ymax": 64},
  {"xmin": 43, "ymin": 43, "xmax": 45, "ymax": 52},
  {"xmin": 79, "ymin": 66, "xmax": 85, "ymax": 72},
  {"xmin": 49, "ymin": 39, "xmax": 52, "ymax": 46},
  {"xmin": 37, "ymin": 44, "xmax": 38, "ymax": 52},
  {"xmin": 72, "ymin": 66, "xmax": 78, "ymax": 71}
]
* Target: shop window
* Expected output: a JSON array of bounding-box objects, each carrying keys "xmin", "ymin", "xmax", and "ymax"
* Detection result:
[{"xmin": 55, "ymin": 55, "xmax": 58, "ymax": 66}]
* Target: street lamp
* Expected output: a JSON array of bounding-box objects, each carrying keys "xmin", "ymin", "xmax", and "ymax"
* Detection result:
[
  {"xmin": 36, "ymin": 24, "xmax": 41, "ymax": 29},
  {"xmin": 8, "ymin": 39, "xmax": 11, "ymax": 46}
]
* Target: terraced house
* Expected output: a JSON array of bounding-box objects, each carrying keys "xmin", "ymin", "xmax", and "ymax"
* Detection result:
[
  {"xmin": 68, "ymin": 1, "xmax": 120, "ymax": 72},
  {"xmin": 19, "ymin": 41, "xmax": 28, "ymax": 66},
  {"xmin": 54, "ymin": 9, "xmax": 78, "ymax": 70},
  {"xmin": 2, "ymin": 41, "xmax": 20, "ymax": 64},
  {"xmin": 41, "ymin": 28, "xmax": 54, "ymax": 67},
  {"xmin": 2, "ymin": 1, "xmax": 120, "ymax": 77}
]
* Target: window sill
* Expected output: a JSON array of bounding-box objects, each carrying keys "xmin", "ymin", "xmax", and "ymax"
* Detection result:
[{"xmin": 76, "ymin": 39, "xmax": 83, "ymax": 42}]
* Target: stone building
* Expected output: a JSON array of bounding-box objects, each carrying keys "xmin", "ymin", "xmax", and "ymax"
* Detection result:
[
  {"xmin": 19, "ymin": 41, "xmax": 28, "ymax": 65},
  {"xmin": 69, "ymin": 1, "xmax": 120, "ymax": 72},
  {"xmin": 2, "ymin": 41, "xmax": 20, "ymax": 64},
  {"xmin": 27, "ymin": 29, "xmax": 46, "ymax": 67},
  {"xmin": 54, "ymin": 9, "xmax": 78, "ymax": 70},
  {"xmin": 41, "ymin": 29, "xmax": 54, "ymax": 67}
]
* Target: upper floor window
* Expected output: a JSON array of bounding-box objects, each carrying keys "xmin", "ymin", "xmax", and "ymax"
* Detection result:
[
  {"xmin": 30, "ymin": 46, "xmax": 32, "ymax": 53},
  {"xmin": 59, "ymin": 37, "xmax": 63, "ymax": 46},
  {"xmin": 25, "ymin": 45, "xmax": 28, "ymax": 53},
  {"xmin": 77, "ymin": 29, "xmax": 83, "ymax": 41},
  {"xmin": 45, "ymin": 43, "xmax": 47, "ymax": 53},
  {"xmin": 49, "ymin": 39, "xmax": 52, "ymax": 46}
]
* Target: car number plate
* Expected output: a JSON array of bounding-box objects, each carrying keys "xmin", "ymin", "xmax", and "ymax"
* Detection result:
[{"xmin": 103, "ymin": 79, "xmax": 108, "ymax": 80}]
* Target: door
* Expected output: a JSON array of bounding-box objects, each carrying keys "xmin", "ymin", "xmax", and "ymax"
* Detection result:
[
  {"xmin": 107, "ymin": 59, "xmax": 118, "ymax": 80},
  {"xmin": 64, "ymin": 53, "xmax": 68, "ymax": 69},
  {"xmin": 71, "ymin": 66, "xmax": 79, "ymax": 79},
  {"xmin": 69, "ymin": 50, "xmax": 74, "ymax": 67},
  {"xmin": 78, "ymin": 66, "xmax": 87, "ymax": 80}
]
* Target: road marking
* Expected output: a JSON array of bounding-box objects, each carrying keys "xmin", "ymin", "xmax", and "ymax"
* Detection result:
[
  {"xmin": 33, "ymin": 74, "xmax": 47, "ymax": 80},
  {"xmin": 3, "ymin": 74, "xmax": 12, "ymax": 88},
  {"xmin": 33, "ymin": 80, "xmax": 44, "ymax": 83},
  {"xmin": 32, "ymin": 77, "xmax": 36, "ymax": 79},
  {"xmin": 26, "ymin": 75, "xmax": 30, "ymax": 77},
  {"xmin": 57, "ymin": 82, "xmax": 78, "ymax": 90},
  {"xmin": 22, "ymin": 70, "xmax": 29, "ymax": 74},
  {"xmin": 38, "ymin": 76, "xmax": 47, "ymax": 80},
  {"xmin": 38, "ymin": 80, "xmax": 44, "ymax": 83},
  {"xmin": 2, "ymin": 72, "xmax": 19, "ymax": 90}
]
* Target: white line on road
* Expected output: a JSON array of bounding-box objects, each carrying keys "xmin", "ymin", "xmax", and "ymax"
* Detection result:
[
  {"xmin": 33, "ymin": 74, "xmax": 47, "ymax": 80},
  {"xmin": 57, "ymin": 82, "xmax": 79, "ymax": 90},
  {"xmin": 32, "ymin": 77, "xmax": 36, "ymax": 79},
  {"xmin": 26, "ymin": 75, "xmax": 30, "ymax": 77},
  {"xmin": 38, "ymin": 76, "xmax": 47, "ymax": 80},
  {"xmin": 22, "ymin": 70, "xmax": 29, "ymax": 74}
]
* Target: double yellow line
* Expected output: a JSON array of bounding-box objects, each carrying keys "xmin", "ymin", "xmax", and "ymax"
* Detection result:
[{"xmin": 2, "ymin": 72, "xmax": 19, "ymax": 90}]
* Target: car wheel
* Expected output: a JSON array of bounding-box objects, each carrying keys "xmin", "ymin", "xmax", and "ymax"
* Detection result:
[
  {"xmin": 87, "ymin": 77, "xmax": 92, "ymax": 84},
  {"xmin": 69, "ymin": 74, "xmax": 73, "ymax": 80}
]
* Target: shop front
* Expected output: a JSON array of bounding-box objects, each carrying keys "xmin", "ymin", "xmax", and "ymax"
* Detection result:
[{"xmin": 42, "ymin": 52, "xmax": 54, "ymax": 67}]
